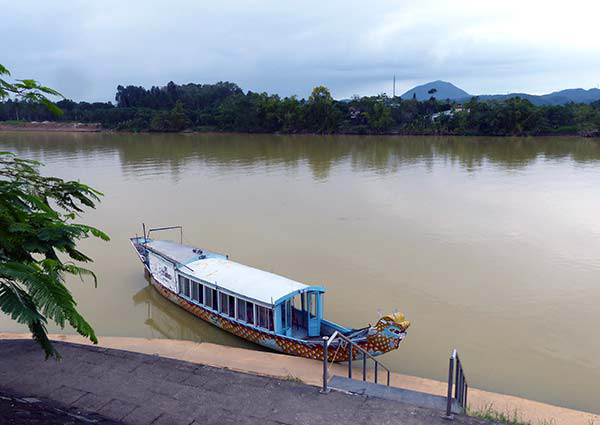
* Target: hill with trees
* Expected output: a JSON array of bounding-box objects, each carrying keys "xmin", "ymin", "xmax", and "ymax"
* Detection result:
[
  {"xmin": 400, "ymin": 80, "xmax": 600, "ymax": 106},
  {"xmin": 400, "ymin": 81, "xmax": 470, "ymax": 101}
]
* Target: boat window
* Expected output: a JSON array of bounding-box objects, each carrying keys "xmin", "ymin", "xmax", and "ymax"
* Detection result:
[
  {"xmin": 197, "ymin": 283, "xmax": 204, "ymax": 304},
  {"xmin": 219, "ymin": 292, "xmax": 235, "ymax": 316},
  {"xmin": 178, "ymin": 275, "xmax": 187, "ymax": 295},
  {"xmin": 268, "ymin": 309, "xmax": 274, "ymax": 331},
  {"xmin": 237, "ymin": 299, "xmax": 247, "ymax": 322},
  {"xmin": 309, "ymin": 292, "xmax": 316, "ymax": 318},
  {"xmin": 257, "ymin": 306, "xmax": 274, "ymax": 331},
  {"xmin": 179, "ymin": 276, "xmax": 191, "ymax": 298},
  {"xmin": 191, "ymin": 281, "xmax": 199, "ymax": 302},
  {"xmin": 205, "ymin": 287, "xmax": 217, "ymax": 310},
  {"xmin": 246, "ymin": 302, "xmax": 255, "ymax": 325},
  {"xmin": 204, "ymin": 287, "xmax": 210, "ymax": 308},
  {"xmin": 219, "ymin": 293, "xmax": 227, "ymax": 314},
  {"xmin": 257, "ymin": 306, "xmax": 267, "ymax": 328},
  {"xmin": 228, "ymin": 296, "xmax": 235, "ymax": 317},
  {"xmin": 281, "ymin": 300, "xmax": 291, "ymax": 330}
]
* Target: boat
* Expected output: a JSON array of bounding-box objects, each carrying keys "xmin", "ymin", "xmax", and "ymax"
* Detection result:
[{"xmin": 130, "ymin": 225, "xmax": 410, "ymax": 361}]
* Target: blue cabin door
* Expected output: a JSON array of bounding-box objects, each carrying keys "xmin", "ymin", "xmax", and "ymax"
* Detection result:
[{"xmin": 307, "ymin": 291, "xmax": 321, "ymax": 337}]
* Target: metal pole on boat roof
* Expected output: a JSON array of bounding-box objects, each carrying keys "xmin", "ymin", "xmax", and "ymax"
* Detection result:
[
  {"xmin": 142, "ymin": 223, "xmax": 146, "ymax": 240},
  {"xmin": 320, "ymin": 336, "xmax": 329, "ymax": 394}
]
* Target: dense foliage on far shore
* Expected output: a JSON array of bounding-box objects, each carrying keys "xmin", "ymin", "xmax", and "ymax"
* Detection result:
[{"xmin": 1, "ymin": 81, "xmax": 599, "ymax": 136}]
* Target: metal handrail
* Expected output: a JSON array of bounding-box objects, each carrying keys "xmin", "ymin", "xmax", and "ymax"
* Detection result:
[
  {"xmin": 445, "ymin": 349, "xmax": 468, "ymax": 418},
  {"xmin": 147, "ymin": 225, "xmax": 183, "ymax": 243},
  {"xmin": 321, "ymin": 331, "xmax": 391, "ymax": 393}
]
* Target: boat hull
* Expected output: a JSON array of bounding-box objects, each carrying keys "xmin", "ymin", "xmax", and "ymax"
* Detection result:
[{"xmin": 144, "ymin": 269, "xmax": 404, "ymax": 361}]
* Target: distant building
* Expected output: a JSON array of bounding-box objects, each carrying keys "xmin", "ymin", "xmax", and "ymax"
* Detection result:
[
  {"xmin": 430, "ymin": 110, "xmax": 453, "ymax": 122},
  {"xmin": 349, "ymin": 106, "xmax": 361, "ymax": 120},
  {"xmin": 430, "ymin": 104, "xmax": 469, "ymax": 121}
]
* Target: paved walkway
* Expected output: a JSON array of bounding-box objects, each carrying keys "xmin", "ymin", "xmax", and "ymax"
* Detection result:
[
  {"xmin": 0, "ymin": 390, "xmax": 121, "ymax": 424},
  {"xmin": 0, "ymin": 339, "xmax": 494, "ymax": 425}
]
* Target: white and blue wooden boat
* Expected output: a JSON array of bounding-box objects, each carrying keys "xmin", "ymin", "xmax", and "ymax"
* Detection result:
[{"xmin": 130, "ymin": 226, "xmax": 410, "ymax": 361}]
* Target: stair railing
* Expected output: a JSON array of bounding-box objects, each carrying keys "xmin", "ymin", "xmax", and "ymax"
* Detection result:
[
  {"xmin": 445, "ymin": 349, "xmax": 468, "ymax": 418},
  {"xmin": 320, "ymin": 330, "xmax": 391, "ymax": 393}
]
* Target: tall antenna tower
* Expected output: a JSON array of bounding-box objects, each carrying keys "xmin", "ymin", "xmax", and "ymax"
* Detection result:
[{"xmin": 393, "ymin": 75, "xmax": 396, "ymax": 98}]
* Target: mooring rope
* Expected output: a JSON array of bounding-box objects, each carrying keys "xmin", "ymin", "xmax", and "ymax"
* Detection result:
[{"xmin": 327, "ymin": 337, "xmax": 345, "ymax": 372}]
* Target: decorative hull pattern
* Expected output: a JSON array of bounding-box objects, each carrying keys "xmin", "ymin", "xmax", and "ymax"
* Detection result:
[{"xmin": 146, "ymin": 271, "xmax": 409, "ymax": 361}]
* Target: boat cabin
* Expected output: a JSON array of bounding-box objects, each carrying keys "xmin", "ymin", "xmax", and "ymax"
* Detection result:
[{"xmin": 142, "ymin": 240, "xmax": 340, "ymax": 339}]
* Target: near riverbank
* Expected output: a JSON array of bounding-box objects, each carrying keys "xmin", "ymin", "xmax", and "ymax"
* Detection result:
[
  {"xmin": 2, "ymin": 337, "xmax": 493, "ymax": 425},
  {"xmin": 1, "ymin": 333, "xmax": 598, "ymax": 425}
]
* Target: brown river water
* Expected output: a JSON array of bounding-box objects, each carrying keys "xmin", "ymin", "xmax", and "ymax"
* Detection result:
[{"xmin": 1, "ymin": 132, "xmax": 600, "ymax": 413}]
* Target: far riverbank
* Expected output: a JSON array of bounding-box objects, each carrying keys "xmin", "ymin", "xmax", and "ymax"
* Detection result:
[
  {"xmin": 1, "ymin": 121, "xmax": 599, "ymax": 138},
  {"xmin": 0, "ymin": 121, "xmax": 102, "ymax": 132}
]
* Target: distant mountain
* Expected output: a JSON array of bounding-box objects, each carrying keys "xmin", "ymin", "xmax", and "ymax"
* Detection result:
[
  {"xmin": 401, "ymin": 80, "xmax": 600, "ymax": 106},
  {"xmin": 466, "ymin": 88, "xmax": 600, "ymax": 106},
  {"xmin": 400, "ymin": 80, "xmax": 470, "ymax": 101}
]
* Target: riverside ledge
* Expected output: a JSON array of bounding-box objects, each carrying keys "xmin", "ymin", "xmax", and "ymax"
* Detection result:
[
  {"xmin": 1, "ymin": 338, "xmax": 491, "ymax": 425},
  {"xmin": 1, "ymin": 334, "xmax": 598, "ymax": 425}
]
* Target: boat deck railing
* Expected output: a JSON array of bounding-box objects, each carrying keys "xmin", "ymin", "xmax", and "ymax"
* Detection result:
[
  {"xmin": 446, "ymin": 349, "xmax": 468, "ymax": 417},
  {"xmin": 146, "ymin": 225, "xmax": 183, "ymax": 244},
  {"xmin": 320, "ymin": 330, "xmax": 391, "ymax": 393}
]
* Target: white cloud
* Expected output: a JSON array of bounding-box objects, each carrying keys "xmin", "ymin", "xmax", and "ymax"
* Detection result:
[{"xmin": 2, "ymin": 0, "xmax": 599, "ymax": 101}]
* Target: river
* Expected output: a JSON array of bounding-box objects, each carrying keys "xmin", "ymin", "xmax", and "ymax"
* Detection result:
[{"xmin": 1, "ymin": 132, "xmax": 600, "ymax": 414}]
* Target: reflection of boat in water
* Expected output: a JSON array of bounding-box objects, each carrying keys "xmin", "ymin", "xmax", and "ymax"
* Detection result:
[
  {"xmin": 130, "ymin": 227, "xmax": 410, "ymax": 361},
  {"xmin": 132, "ymin": 284, "xmax": 263, "ymax": 349}
]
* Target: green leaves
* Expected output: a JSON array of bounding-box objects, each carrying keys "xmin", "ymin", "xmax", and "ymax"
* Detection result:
[
  {"xmin": 0, "ymin": 64, "xmax": 10, "ymax": 76},
  {"xmin": 0, "ymin": 150, "xmax": 108, "ymax": 358},
  {"xmin": 0, "ymin": 63, "xmax": 64, "ymax": 115},
  {"xmin": 0, "ymin": 62, "xmax": 111, "ymax": 358},
  {"xmin": 0, "ymin": 261, "xmax": 98, "ymax": 358}
]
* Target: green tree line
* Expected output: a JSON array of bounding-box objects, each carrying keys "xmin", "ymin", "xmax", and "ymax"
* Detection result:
[{"xmin": 1, "ymin": 80, "xmax": 600, "ymax": 136}]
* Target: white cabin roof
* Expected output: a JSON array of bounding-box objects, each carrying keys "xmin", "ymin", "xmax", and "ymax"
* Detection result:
[
  {"xmin": 183, "ymin": 257, "xmax": 312, "ymax": 305},
  {"xmin": 145, "ymin": 240, "xmax": 317, "ymax": 305},
  {"xmin": 184, "ymin": 257, "xmax": 309, "ymax": 305}
]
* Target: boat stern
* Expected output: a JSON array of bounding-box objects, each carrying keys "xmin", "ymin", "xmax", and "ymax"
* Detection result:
[{"xmin": 130, "ymin": 236, "xmax": 151, "ymax": 268}]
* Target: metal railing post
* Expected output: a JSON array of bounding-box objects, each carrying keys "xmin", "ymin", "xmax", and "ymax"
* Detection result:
[
  {"xmin": 455, "ymin": 356, "xmax": 460, "ymax": 398},
  {"xmin": 362, "ymin": 353, "xmax": 367, "ymax": 381},
  {"xmin": 445, "ymin": 351, "xmax": 455, "ymax": 419},
  {"xmin": 457, "ymin": 369, "xmax": 462, "ymax": 406},
  {"xmin": 348, "ymin": 344, "xmax": 352, "ymax": 379},
  {"xmin": 318, "ymin": 331, "xmax": 393, "ymax": 395},
  {"xmin": 320, "ymin": 336, "xmax": 329, "ymax": 394}
]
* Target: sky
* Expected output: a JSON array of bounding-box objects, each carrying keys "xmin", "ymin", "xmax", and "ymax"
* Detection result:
[{"xmin": 3, "ymin": 0, "xmax": 600, "ymax": 102}]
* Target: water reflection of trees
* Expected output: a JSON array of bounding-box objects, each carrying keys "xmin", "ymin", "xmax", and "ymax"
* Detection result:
[{"xmin": 1, "ymin": 132, "xmax": 599, "ymax": 180}]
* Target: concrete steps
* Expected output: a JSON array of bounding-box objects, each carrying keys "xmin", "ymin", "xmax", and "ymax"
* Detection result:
[{"xmin": 329, "ymin": 375, "xmax": 462, "ymax": 415}]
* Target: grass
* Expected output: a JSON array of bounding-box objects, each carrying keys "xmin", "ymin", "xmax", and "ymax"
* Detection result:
[
  {"xmin": 282, "ymin": 374, "xmax": 304, "ymax": 384},
  {"xmin": 468, "ymin": 404, "xmax": 557, "ymax": 425},
  {"xmin": 0, "ymin": 120, "xmax": 27, "ymax": 126}
]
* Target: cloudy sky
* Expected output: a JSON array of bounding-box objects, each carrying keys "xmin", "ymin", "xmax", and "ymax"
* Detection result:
[{"xmin": 3, "ymin": 0, "xmax": 600, "ymax": 102}]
